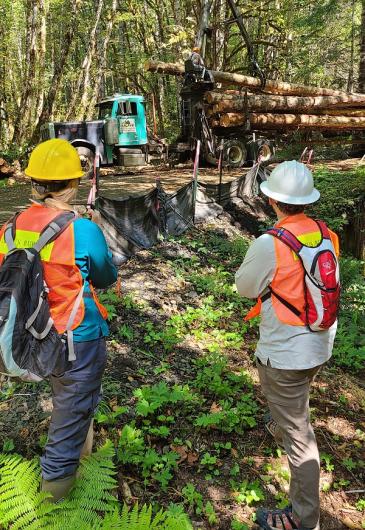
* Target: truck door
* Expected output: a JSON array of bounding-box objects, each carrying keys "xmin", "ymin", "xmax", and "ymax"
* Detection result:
[{"xmin": 117, "ymin": 100, "xmax": 147, "ymax": 147}]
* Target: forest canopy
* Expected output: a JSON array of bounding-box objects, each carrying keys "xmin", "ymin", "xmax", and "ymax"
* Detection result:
[{"xmin": 0, "ymin": 0, "xmax": 364, "ymax": 150}]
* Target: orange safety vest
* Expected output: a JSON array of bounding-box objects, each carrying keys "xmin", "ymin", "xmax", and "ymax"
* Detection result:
[
  {"xmin": 0, "ymin": 203, "xmax": 107, "ymax": 334},
  {"xmin": 245, "ymin": 213, "xmax": 339, "ymax": 325}
]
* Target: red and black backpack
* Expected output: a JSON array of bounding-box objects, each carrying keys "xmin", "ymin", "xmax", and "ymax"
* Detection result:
[{"xmin": 266, "ymin": 220, "xmax": 340, "ymax": 331}]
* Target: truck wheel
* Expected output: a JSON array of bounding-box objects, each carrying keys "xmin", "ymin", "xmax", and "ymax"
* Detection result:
[
  {"xmin": 223, "ymin": 139, "xmax": 247, "ymax": 168},
  {"xmin": 76, "ymin": 146, "xmax": 95, "ymax": 179}
]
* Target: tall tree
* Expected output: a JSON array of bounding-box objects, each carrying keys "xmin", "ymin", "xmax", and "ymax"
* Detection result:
[
  {"xmin": 67, "ymin": 0, "xmax": 104, "ymax": 120},
  {"xmin": 359, "ymin": 0, "xmax": 365, "ymax": 92},
  {"xmin": 30, "ymin": 0, "xmax": 83, "ymax": 144}
]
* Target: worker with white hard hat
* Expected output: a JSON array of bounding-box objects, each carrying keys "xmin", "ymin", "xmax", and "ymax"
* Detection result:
[{"xmin": 235, "ymin": 160, "xmax": 340, "ymax": 530}]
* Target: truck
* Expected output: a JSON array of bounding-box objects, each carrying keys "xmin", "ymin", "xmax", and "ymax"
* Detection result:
[
  {"xmin": 42, "ymin": 0, "xmax": 273, "ymax": 170},
  {"xmin": 41, "ymin": 93, "xmax": 166, "ymax": 173}
]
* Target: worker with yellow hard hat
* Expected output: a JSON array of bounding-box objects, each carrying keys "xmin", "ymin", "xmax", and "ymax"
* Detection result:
[{"xmin": 0, "ymin": 139, "xmax": 117, "ymax": 502}]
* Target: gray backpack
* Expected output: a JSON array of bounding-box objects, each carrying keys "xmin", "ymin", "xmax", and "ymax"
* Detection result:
[{"xmin": 0, "ymin": 211, "xmax": 80, "ymax": 382}]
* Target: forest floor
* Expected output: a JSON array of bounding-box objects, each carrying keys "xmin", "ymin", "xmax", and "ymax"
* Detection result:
[
  {"xmin": 0, "ymin": 209, "xmax": 364, "ymax": 529},
  {"xmin": 0, "ymin": 159, "xmax": 364, "ymax": 529},
  {"xmin": 1, "ymin": 157, "xmax": 364, "ymax": 224}
]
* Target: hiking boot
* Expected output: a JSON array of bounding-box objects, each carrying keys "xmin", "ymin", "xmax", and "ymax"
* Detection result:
[{"xmin": 41, "ymin": 474, "xmax": 76, "ymax": 503}]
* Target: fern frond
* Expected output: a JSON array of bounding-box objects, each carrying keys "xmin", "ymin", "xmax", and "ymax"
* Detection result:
[
  {"xmin": 98, "ymin": 508, "xmax": 122, "ymax": 529},
  {"xmin": 0, "ymin": 453, "xmax": 58, "ymax": 529},
  {"xmin": 0, "ymin": 449, "xmax": 193, "ymax": 530},
  {"xmin": 102, "ymin": 503, "xmax": 193, "ymax": 530},
  {"xmin": 51, "ymin": 440, "xmax": 118, "ymax": 529}
]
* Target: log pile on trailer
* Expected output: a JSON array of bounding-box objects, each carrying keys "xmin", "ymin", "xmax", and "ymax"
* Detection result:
[
  {"xmin": 0, "ymin": 158, "xmax": 16, "ymax": 178},
  {"xmin": 146, "ymin": 60, "xmax": 365, "ymax": 132}
]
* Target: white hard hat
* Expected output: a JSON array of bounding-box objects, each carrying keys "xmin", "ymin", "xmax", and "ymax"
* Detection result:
[{"xmin": 260, "ymin": 160, "xmax": 320, "ymax": 205}]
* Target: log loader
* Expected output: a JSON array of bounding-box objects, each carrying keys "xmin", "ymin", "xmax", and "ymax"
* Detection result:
[{"xmin": 171, "ymin": 0, "xmax": 273, "ymax": 168}]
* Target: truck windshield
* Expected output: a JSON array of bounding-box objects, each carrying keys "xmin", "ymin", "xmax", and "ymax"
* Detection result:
[
  {"xmin": 118, "ymin": 101, "xmax": 137, "ymax": 116},
  {"xmin": 98, "ymin": 102, "xmax": 113, "ymax": 119}
]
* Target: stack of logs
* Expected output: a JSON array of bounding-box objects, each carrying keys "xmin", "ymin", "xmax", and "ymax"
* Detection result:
[
  {"xmin": 205, "ymin": 91, "xmax": 365, "ymax": 130},
  {"xmin": 146, "ymin": 60, "xmax": 365, "ymax": 131},
  {"xmin": 0, "ymin": 158, "xmax": 16, "ymax": 179}
]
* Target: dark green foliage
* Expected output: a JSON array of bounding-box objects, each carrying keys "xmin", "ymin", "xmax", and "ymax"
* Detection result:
[
  {"xmin": 134, "ymin": 382, "xmax": 194, "ymax": 417},
  {"xmin": 0, "ymin": 443, "xmax": 192, "ymax": 529},
  {"xmin": 311, "ymin": 167, "xmax": 365, "ymax": 233},
  {"xmin": 332, "ymin": 257, "xmax": 365, "ymax": 370},
  {"xmin": 193, "ymin": 354, "xmax": 258, "ymax": 433},
  {"xmin": 117, "ymin": 424, "xmax": 181, "ymax": 490}
]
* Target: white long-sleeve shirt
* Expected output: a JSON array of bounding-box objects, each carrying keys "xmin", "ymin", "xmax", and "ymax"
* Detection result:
[{"xmin": 235, "ymin": 234, "xmax": 336, "ymax": 369}]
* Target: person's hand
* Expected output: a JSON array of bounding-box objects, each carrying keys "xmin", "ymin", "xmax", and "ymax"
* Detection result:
[{"xmin": 88, "ymin": 209, "xmax": 102, "ymax": 225}]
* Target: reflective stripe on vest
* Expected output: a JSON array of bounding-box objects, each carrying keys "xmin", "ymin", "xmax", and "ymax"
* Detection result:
[{"xmin": 0, "ymin": 204, "xmax": 84, "ymax": 334}]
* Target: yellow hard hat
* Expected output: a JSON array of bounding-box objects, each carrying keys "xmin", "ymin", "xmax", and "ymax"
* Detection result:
[{"xmin": 25, "ymin": 139, "xmax": 84, "ymax": 181}]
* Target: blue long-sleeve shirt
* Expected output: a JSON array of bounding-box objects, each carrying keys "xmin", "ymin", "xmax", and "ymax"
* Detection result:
[{"xmin": 73, "ymin": 218, "xmax": 118, "ymax": 342}]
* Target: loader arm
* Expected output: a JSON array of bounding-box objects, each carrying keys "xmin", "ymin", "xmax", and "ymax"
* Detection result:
[
  {"xmin": 193, "ymin": 0, "xmax": 265, "ymax": 88},
  {"xmin": 194, "ymin": 0, "xmax": 212, "ymax": 60},
  {"xmin": 226, "ymin": 0, "xmax": 266, "ymax": 89}
]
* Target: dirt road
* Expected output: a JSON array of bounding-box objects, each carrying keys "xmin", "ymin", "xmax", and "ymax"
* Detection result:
[{"xmin": 0, "ymin": 164, "xmax": 246, "ymax": 224}]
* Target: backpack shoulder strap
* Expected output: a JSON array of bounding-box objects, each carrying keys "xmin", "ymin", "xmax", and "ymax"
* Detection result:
[
  {"xmin": 266, "ymin": 226, "xmax": 303, "ymax": 255},
  {"xmin": 314, "ymin": 219, "xmax": 330, "ymax": 240},
  {"xmin": 33, "ymin": 211, "xmax": 76, "ymax": 253},
  {"xmin": 4, "ymin": 212, "xmax": 22, "ymax": 252},
  {"xmin": 64, "ymin": 281, "xmax": 86, "ymax": 362}
]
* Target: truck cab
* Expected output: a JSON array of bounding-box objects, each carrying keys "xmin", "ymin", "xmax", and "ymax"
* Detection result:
[
  {"xmin": 41, "ymin": 93, "xmax": 149, "ymax": 171},
  {"xmin": 96, "ymin": 94, "xmax": 148, "ymax": 166}
]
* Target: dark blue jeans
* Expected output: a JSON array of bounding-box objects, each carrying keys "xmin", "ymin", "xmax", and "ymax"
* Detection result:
[{"xmin": 41, "ymin": 337, "xmax": 106, "ymax": 481}]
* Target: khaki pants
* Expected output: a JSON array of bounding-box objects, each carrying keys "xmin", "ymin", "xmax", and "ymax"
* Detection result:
[{"xmin": 257, "ymin": 359, "xmax": 323, "ymax": 530}]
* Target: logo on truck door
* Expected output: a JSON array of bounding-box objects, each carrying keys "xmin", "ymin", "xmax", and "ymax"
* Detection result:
[{"xmin": 120, "ymin": 118, "xmax": 136, "ymax": 133}]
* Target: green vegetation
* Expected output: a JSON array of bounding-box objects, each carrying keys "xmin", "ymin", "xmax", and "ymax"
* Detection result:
[
  {"xmin": 310, "ymin": 167, "xmax": 365, "ymax": 371},
  {"xmin": 0, "ymin": 209, "xmax": 363, "ymax": 528},
  {"xmin": 0, "ymin": 442, "xmax": 192, "ymax": 529},
  {"xmin": 311, "ymin": 166, "xmax": 365, "ymax": 233},
  {"xmin": 333, "ymin": 256, "xmax": 365, "ymax": 370}
]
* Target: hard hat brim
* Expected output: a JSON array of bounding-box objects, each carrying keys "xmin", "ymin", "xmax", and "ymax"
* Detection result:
[
  {"xmin": 260, "ymin": 181, "xmax": 320, "ymax": 205},
  {"xmin": 25, "ymin": 169, "xmax": 84, "ymax": 181}
]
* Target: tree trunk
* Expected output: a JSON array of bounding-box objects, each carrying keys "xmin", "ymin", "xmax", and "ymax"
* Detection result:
[
  {"xmin": 66, "ymin": 0, "xmax": 104, "ymax": 120},
  {"xmin": 145, "ymin": 60, "xmax": 361, "ymax": 97},
  {"xmin": 30, "ymin": 0, "xmax": 82, "ymax": 144},
  {"xmin": 347, "ymin": 0, "xmax": 356, "ymax": 92},
  {"xmin": 78, "ymin": 0, "xmax": 105, "ymax": 120},
  {"xmin": 87, "ymin": 0, "xmax": 118, "ymax": 118},
  {"xmin": 32, "ymin": 0, "xmax": 47, "ymax": 128},
  {"xmin": 359, "ymin": 0, "xmax": 365, "ymax": 92},
  {"xmin": 307, "ymin": 108, "xmax": 365, "ymax": 117},
  {"xmin": 12, "ymin": 0, "xmax": 40, "ymax": 144},
  {"xmin": 218, "ymin": 112, "xmax": 365, "ymax": 129}
]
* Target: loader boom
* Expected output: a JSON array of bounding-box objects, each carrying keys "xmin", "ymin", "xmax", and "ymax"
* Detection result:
[{"xmin": 226, "ymin": 0, "xmax": 266, "ymax": 89}]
